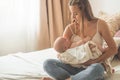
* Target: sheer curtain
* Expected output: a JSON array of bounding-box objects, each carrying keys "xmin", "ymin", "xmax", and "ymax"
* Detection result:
[{"xmin": 0, "ymin": 0, "xmax": 40, "ymax": 56}]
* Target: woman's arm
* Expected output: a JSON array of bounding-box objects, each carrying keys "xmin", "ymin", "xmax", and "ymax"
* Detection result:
[
  {"xmin": 97, "ymin": 44, "xmax": 105, "ymax": 53},
  {"xmin": 82, "ymin": 20, "xmax": 118, "ymax": 66},
  {"xmin": 63, "ymin": 23, "xmax": 82, "ymax": 48},
  {"xmin": 63, "ymin": 24, "xmax": 74, "ymax": 40}
]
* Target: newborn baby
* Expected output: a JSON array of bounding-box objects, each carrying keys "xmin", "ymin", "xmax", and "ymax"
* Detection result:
[{"xmin": 53, "ymin": 36, "xmax": 104, "ymax": 67}]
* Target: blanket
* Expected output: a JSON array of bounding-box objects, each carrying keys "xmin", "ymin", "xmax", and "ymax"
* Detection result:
[{"xmin": 59, "ymin": 41, "xmax": 102, "ymax": 67}]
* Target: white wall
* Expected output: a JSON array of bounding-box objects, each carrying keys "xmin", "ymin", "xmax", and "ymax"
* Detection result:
[{"xmin": 89, "ymin": 0, "xmax": 120, "ymax": 16}]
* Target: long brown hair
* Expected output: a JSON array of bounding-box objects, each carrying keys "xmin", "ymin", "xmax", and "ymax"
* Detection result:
[
  {"xmin": 68, "ymin": 0, "xmax": 97, "ymax": 37},
  {"xmin": 68, "ymin": 0, "xmax": 96, "ymax": 21}
]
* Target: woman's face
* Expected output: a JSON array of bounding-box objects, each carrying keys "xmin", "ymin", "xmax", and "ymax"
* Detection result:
[{"xmin": 69, "ymin": 5, "xmax": 82, "ymax": 24}]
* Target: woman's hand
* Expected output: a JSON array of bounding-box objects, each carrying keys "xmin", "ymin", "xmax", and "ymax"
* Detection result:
[{"xmin": 81, "ymin": 59, "xmax": 94, "ymax": 66}]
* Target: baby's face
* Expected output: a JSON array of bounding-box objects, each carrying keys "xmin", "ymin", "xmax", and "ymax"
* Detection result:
[
  {"xmin": 54, "ymin": 37, "xmax": 71, "ymax": 53},
  {"xmin": 62, "ymin": 39, "xmax": 71, "ymax": 51}
]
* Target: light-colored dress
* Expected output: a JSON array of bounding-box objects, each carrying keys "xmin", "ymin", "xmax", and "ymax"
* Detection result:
[
  {"xmin": 59, "ymin": 20, "xmax": 103, "ymax": 64},
  {"xmin": 59, "ymin": 20, "xmax": 113, "ymax": 75}
]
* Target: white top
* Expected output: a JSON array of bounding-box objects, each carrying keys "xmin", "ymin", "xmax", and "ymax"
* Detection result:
[{"xmin": 69, "ymin": 20, "xmax": 103, "ymax": 46}]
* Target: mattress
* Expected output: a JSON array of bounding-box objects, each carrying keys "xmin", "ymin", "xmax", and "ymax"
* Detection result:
[
  {"xmin": 0, "ymin": 48, "xmax": 57, "ymax": 80},
  {"xmin": 0, "ymin": 48, "xmax": 120, "ymax": 80}
]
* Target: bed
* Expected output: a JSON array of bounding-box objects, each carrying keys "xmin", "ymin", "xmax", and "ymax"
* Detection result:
[
  {"xmin": 0, "ymin": 48, "xmax": 57, "ymax": 80},
  {"xmin": 0, "ymin": 48, "xmax": 120, "ymax": 80}
]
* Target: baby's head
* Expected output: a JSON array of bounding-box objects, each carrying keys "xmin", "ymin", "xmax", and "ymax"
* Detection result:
[{"xmin": 54, "ymin": 37, "xmax": 71, "ymax": 53}]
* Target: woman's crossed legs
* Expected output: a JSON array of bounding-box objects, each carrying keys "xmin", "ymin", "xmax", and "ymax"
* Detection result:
[{"xmin": 43, "ymin": 59, "xmax": 105, "ymax": 80}]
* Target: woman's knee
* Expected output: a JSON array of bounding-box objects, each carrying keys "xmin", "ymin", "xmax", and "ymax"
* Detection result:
[
  {"xmin": 43, "ymin": 59, "xmax": 55, "ymax": 67},
  {"xmin": 43, "ymin": 59, "xmax": 58, "ymax": 70}
]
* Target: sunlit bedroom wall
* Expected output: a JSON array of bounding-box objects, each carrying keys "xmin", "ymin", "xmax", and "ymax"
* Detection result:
[
  {"xmin": 89, "ymin": 0, "xmax": 120, "ymax": 16},
  {"xmin": 0, "ymin": 0, "xmax": 40, "ymax": 56}
]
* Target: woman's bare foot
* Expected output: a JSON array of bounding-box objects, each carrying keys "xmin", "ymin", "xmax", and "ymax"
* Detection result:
[
  {"xmin": 41, "ymin": 77, "xmax": 53, "ymax": 80},
  {"xmin": 66, "ymin": 77, "xmax": 71, "ymax": 80}
]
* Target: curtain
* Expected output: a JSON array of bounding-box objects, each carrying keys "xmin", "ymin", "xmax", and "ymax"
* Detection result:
[
  {"xmin": 38, "ymin": 0, "xmax": 70, "ymax": 50},
  {"xmin": 0, "ymin": 0, "xmax": 40, "ymax": 56}
]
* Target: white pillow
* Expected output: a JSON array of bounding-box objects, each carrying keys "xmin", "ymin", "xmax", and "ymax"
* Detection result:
[
  {"xmin": 98, "ymin": 11, "xmax": 120, "ymax": 37},
  {"xmin": 113, "ymin": 37, "xmax": 120, "ymax": 47}
]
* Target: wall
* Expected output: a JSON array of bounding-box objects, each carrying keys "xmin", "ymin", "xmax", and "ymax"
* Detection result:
[
  {"xmin": 0, "ymin": 0, "xmax": 40, "ymax": 56},
  {"xmin": 89, "ymin": 0, "xmax": 120, "ymax": 16}
]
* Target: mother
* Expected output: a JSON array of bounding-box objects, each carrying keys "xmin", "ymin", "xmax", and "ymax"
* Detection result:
[{"xmin": 43, "ymin": 0, "xmax": 117, "ymax": 80}]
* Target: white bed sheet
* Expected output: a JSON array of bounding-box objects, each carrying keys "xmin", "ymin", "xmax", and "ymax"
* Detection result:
[
  {"xmin": 0, "ymin": 48, "xmax": 120, "ymax": 80},
  {"xmin": 0, "ymin": 48, "xmax": 57, "ymax": 80}
]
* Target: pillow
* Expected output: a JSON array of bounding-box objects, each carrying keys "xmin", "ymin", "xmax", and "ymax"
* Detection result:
[
  {"xmin": 113, "ymin": 37, "xmax": 120, "ymax": 47},
  {"xmin": 114, "ymin": 30, "xmax": 120, "ymax": 47},
  {"xmin": 103, "ymin": 37, "xmax": 120, "ymax": 48},
  {"xmin": 98, "ymin": 11, "xmax": 120, "ymax": 37},
  {"xmin": 114, "ymin": 30, "xmax": 120, "ymax": 37}
]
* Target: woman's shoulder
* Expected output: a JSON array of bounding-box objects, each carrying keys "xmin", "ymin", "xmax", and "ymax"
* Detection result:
[
  {"xmin": 98, "ymin": 19, "xmax": 108, "ymax": 27},
  {"xmin": 97, "ymin": 19, "xmax": 109, "ymax": 30},
  {"xmin": 91, "ymin": 18, "xmax": 107, "ymax": 26},
  {"xmin": 97, "ymin": 19, "xmax": 110, "ymax": 35}
]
